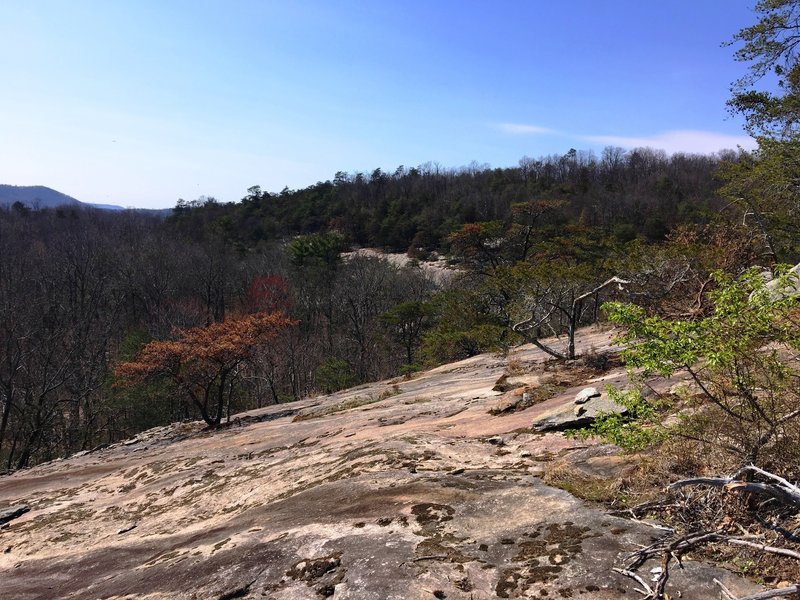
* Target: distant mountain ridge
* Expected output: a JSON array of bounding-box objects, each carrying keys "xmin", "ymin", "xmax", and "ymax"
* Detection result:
[{"xmin": 0, "ymin": 185, "xmax": 125, "ymax": 211}]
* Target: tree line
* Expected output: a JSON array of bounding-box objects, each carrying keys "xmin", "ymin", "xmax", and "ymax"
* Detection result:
[
  {"xmin": 175, "ymin": 147, "xmax": 731, "ymax": 255},
  {"xmin": 0, "ymin": 132, "xmax": 792, "ymax": 470}
]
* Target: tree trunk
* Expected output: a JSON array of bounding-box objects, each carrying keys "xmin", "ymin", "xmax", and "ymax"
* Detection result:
[{"xmin": 0, "ymin": 384, "xmax": 13, "ymax": 459}]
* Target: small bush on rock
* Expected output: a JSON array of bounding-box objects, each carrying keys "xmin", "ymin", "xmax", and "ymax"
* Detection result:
[{"xmin": 604, "ymin": 267, "xmax": 800, "ymax": 473}]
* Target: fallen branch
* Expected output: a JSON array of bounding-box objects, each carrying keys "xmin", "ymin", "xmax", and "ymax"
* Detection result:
[
  {"xmin": 668, "ymin": 469, "xmax": 800, "ymax": 509},
  {"xmin": 739, "ymin": 586, "xmax": 800, "ymax": 600},
  {"xmin": 626, "ymin": 531, "xmax": 719, "ymax": 570},
  {"xmin": 614, "ymin": 466, "xmax": 800, "ymax": 599},
  {"xmin": 733, "ymin": 465, "xmax": 800, "ymax": 495},
  {"xmin": 616, "ymin": 513, "xmax": 675, "ymax": 533},
  {"xmin": 621, "ymin": 528, "xmax": 800, "ymax": 598},
  {"xmin": 725, "ymin": 537, "xmax": 800, "ymax": 560}
]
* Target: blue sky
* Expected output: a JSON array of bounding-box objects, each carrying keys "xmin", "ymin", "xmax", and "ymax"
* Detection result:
[{"xmin": 1, "ymin": 1, "xmax": 760, "ymax": 209}]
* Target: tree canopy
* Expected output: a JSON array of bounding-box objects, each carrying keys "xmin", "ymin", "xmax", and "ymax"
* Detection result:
[
  {"xmin": 723, "ymin": 0, "xmax": 800, "ymax": 263},
  {"xmin": 728, "ymin": 0, "xmax": 800, "ymax": 139},
  {"xmin": 116, "ymin": 312, "xmax": 295, "ymax": 427}
]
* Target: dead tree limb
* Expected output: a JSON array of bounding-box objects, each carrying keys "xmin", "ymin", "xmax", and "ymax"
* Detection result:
[
  {"xmin": 668, "ymin": 470, "xmax": 800, "ymax": 509},
  {"xmin": 614, "ymin": 467, "xmax": 800, "ymax": 599},
  {"xmin": 725, "ymin": 538, "xmax": 800, "ymax": 560},
  {"xmin": 739, "ymin": 586, "xmax": 800, "ymax": 600},
  {"xmin": 572, "ymin": 276, "xmax": 631, "ymax": 306},
  {"xmin": 621, "ymin": 530, "xmax": 800, "ymax": 599}
]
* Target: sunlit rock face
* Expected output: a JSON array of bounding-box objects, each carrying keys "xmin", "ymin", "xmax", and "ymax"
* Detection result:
[{"xmin": 0, "ymin": 327, "xmax": 762, "ymax": 599}]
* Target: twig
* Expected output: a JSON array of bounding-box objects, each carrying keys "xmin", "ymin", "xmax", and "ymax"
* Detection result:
[
  {"xmin": 725, "ymin": 538, "xmax": 800, "ymax": 560},
  {"xmin": 611, "ymin": 499, "xmax": 680, "ymax": 520},
  {"xmin": 626, "ymin": 517, "xmax": 675, "ymax": 533},
  {"xmin": 612, "ymin": 567, "xmax": 653, "ymax": 596},
  {"xmin": 714, "ymin": 578, "xmax": 738, "ymax": 600},
  {"xmin": 651, "ymin": 553, "xmax": 672, "ymax": 600}
]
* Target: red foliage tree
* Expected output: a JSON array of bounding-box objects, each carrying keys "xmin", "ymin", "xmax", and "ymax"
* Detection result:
[
  {"xmin": 116, "ymin": 312, "xmax": 294, "ymax": 427},
  {"xmin": 245, "ymin": 274, "xmax": 293, "ymax": 313}
]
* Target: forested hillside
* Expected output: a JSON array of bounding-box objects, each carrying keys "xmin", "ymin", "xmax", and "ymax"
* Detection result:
[
  {"xmin": 180, "ymin": 147, "xmax": 728, "ymax": 253},
  {"xmin": 2, "ymin": 0, "xmax": 799, "ymax": 473},
  {"xmin": 0, "ymin": 141, "xmax": 783, "ymax": 471}
]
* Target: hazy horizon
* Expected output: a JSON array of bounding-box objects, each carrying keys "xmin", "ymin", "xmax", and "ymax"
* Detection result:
[{"xmin": 2, "ymin": 1, "xmax": 761, "ymax": 209}]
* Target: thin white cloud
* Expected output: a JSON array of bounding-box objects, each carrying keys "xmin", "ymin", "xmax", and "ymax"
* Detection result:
[
  {"xmin": 494, "ymin": 122, "xmax": 558, "ymax": 135},
  {"xmin": 581, "ymin": 129, "xmax": 757, "ymax": 154},
  {"xmin": 494, "ymin": 124, "xmax": 755, "ymax": 154}
]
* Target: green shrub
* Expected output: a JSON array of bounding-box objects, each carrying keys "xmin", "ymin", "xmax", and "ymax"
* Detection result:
[{"xmin": 603, "ymin": 267, "xmax": 800, "ymax": 469}]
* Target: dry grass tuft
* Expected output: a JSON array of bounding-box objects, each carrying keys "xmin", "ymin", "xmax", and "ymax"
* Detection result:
[{"xmin": 541, "ymin": 462, "xmax": 625, "ymax": 504}]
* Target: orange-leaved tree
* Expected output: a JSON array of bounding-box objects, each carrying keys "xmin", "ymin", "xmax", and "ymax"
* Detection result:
[{"xmin": 116, "ymin": 312, "xmax": 295, "ymax": 427}]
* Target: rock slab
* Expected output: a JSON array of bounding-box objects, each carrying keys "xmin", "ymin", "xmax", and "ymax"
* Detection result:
[
  {"xmin": 0, "ymin": 328, "xmax": 761, "ymax": 599},
  {"xmin": 533, "ymin": 394, "xmax": 627, "ymax": 431},
  {"xmin": 0, "ymin": 505, "xmax": 29, "ymax": 526}
]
